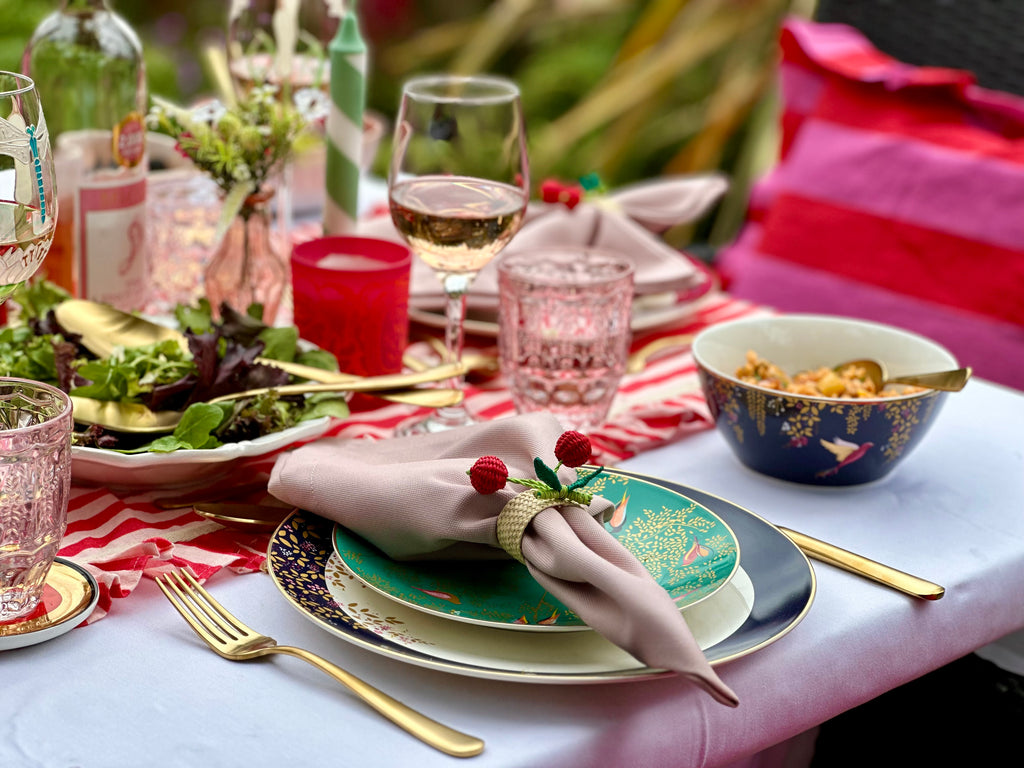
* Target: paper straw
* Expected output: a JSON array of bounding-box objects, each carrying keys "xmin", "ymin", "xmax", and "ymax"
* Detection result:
[{"xmin": 323, "ymin": 1, "xmax": 366, "ymax": 235}]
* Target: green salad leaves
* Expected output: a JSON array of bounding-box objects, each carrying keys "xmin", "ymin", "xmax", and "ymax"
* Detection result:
[{"xmin": 1, "ymin": 282, "xmax": 349, "ymax": 453}]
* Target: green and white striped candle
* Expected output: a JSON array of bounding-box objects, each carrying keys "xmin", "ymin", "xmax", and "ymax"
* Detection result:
[{"xmin": 323, "ymin": 1, "xmax": 366, "ymax": 235}]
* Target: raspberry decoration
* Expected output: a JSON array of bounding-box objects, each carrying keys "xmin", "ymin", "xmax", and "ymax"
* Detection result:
[
  {"xmin": 468, "ymin": 456, "xmax": 509, "ymax": 494},
  {"xmin": 540, "ymin": 179, "xmax": 583, "ymax": 210},
  {"xmin": 554, "ymin": 431, "xmax": 591, "ymax": 468},
  {"xmin": 466, "ymin": 431, "xmax": 604, "ymax": 504}
]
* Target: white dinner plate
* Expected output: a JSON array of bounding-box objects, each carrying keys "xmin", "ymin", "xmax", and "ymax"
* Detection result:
[
  {"xmin": 64, "ymin": 312, "xmax": 342, "ymax": 491},
  {"xmin": 325, "ymin": 553, "xmax": 754, "ymax": 674},
  {"xmin": 71, "ymin": 416, "xmax": 337, "ymax": 492}
]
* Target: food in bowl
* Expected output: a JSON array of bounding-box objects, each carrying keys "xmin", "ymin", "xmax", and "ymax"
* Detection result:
[
  {"xmin": 692, "ymin": 315, "xmax": 958, "ymax": 486},
  {"xmin": 735, "ymin": 351, "xmax": 924, "ymax": 399}
]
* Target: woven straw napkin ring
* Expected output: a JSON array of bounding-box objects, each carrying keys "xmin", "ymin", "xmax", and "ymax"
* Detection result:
[{"xmin": 467, "ymin": 431, "xmax": 604, "ymax": 565}]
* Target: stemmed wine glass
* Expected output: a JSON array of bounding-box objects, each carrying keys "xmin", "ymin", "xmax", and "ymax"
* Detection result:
[
  {"xmin": 0, "ymin": 71, "xmax": 57, "ymax": 306},
  {"xmin": 388, "ymin": 74, "xmax": 529, "ymax": 435}
]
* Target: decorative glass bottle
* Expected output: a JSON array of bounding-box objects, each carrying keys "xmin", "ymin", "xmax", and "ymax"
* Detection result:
[{"xmin": 203, "ymin": 190, "xmax": 287, "ymax": 324}]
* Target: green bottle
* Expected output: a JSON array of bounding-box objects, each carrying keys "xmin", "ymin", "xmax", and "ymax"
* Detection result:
[{"xmin": 22, "ymin": 0, "xmax": 148, "ymax": 311}]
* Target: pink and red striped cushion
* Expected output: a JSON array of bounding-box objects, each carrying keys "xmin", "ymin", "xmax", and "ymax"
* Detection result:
[{"xmin": 718, "ymin": 17, "xmax": 1024, "ymax": 387}]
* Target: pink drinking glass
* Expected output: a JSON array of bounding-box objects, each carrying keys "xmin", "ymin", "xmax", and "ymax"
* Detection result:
[
  {"xmin": 0, "ymin": 378, "xmax": 73, "ymax": 621},
  {"xmin": 498, "ymin": 247, "xmax": 635, "ymax": 433}
]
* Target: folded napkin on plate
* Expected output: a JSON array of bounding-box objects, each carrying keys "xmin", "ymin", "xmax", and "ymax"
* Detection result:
[
  {"xmin": 357, "ymin": 173, "xmax": 728, "ymax": 311},
  {"xmin": 268, "ymin": 412, "xmax": 738, "ymax": 706}
]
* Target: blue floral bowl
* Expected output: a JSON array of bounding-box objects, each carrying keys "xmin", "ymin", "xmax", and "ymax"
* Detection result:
[{"xmin": 692, "ymin": 314, "xmax": 959, "ymax": 486}]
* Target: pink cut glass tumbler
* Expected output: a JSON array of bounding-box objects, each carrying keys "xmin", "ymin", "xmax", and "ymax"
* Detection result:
[
  {"xmin": 498, "ymin": 247, "xmax": 635, "ymax": 433},
  {"xmin": 291, "ymin": 236, "xmax": 412, "ymax": 377},
  {"xmin": 0, "ymin": 378, "xmax": 73, "ymax": 621}
]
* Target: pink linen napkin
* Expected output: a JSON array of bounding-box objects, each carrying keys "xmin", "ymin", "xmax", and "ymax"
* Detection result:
[
  {"xmin": 268, "ymin": 412, "xmax": 738, "ymax": 706},
  {"xmin": 356, "ymin": 173, "xmax": 728, "ymax": 310}
]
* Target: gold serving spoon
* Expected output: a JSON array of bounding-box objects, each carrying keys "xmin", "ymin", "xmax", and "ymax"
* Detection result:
[{"xmin": 835, "ymin": 358, "xmax": 972, "ymax": 392}]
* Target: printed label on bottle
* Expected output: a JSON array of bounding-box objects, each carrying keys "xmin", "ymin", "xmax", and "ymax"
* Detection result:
[
  {"xmin": 113, "ymin": 112, "xmax": 146, "ymax": 168},
  {"xmin": 77, "ymin": 171, "xmax": 147, "ymax": 311}
]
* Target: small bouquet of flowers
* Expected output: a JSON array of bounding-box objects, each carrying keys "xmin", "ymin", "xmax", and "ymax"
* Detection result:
[
  {"xmin": 147, "ymin": 85, "xmax": 320, "ymax": 321},
  {"xmin": 146, "ymin": 85, "xmax": 311, "ymax": 233}
]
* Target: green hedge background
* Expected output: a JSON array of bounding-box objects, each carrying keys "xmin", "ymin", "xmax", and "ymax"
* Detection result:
[{"xmin": 1, "ymin": 1, "xmax": 815, "ymax": 248}]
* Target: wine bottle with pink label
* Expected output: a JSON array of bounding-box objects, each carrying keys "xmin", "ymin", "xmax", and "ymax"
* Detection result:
[{"xmin": 22, "ymin": 0, "xmax": 149, "ymax": 312}]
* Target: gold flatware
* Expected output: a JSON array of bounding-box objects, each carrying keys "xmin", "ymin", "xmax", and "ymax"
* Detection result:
[
  {"xmin": 153, "ymin": 497, "xmax": 293, "ymax": 532},
  {"xmin": 779, "ymin": 527, "xmax": 945, "ymax": 600},
  {"xmin": 155, "ymin": 570, "xmax": 485, "ymax": 758},
  {"xmin": 625, "ymin": 333, "xmax": 695, "ymax": 374},
  {"xmin": 404, "ymin": 333, "xmax": 499, "ymax": 376},
  {"xmin": 54, "ymin": 298, "xmax": 446, "ymax": 386},
  {"xmin": 191, "ymin": 502, "xmax": 295, "ymax": 532},
  {"xmin": 71, "ymin": 379, "xmax": 464, "ymax": 434},
  {"xmin": 834, "ymin": 358, "xmax": 972, "ymax": 392},
  {"xmin": 402, "ymin": 351, "xmax": 497, "ymax": 375}
]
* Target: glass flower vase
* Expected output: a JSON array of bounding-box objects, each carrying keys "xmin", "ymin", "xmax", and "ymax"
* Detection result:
[{"xmin": 204, "ymin": 190, "xmax": 287, "ymax": 323}]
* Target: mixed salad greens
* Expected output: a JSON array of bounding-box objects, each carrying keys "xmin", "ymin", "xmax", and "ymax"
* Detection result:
[{"xmin": 0, "ymin": 281, "xmax": 349, "ymax": 453}]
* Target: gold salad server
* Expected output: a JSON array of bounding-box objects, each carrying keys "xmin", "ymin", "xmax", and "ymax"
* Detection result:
[
  {"xmin": 54, "ymin": 298, "xmax": 443, "ymax": 386},
  {"xmin": 70, "ymin": 363, "xmax": 467, "ymax": 434}
]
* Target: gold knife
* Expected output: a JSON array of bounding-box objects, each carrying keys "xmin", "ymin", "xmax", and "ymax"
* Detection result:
[{"xmin": 778, "ymin": 527, "xmax": 945, "ymax": 600}]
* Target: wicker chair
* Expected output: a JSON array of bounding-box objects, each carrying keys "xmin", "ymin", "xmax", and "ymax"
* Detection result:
[{"xmin": 815, "ymin": 0, "xmax": 1024, "ymax": 95}]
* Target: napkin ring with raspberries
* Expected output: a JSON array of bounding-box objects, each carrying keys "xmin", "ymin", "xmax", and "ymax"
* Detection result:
[{"xmin": 467, "ymin": 431, "xmax": 604, "ymax": 565}]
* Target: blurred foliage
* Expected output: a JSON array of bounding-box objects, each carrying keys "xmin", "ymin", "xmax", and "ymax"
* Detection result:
[
  {"xmin": 3, "ymin": 0, "xmax": 816, "ymax": 248},
  {"xmin": 369, "ymin": 0, "xmax": 810, "ymax": 247}
]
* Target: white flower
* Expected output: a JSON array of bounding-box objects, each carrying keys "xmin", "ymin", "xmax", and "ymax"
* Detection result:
[
  {"xmin": 191, "ymin": 100, "xmax": 227, "ymax": 125},
  {"xmin": 251, "ymin": 84, "xmax": 279, "ymax": 106},
  {"xmin": 294, "ymin": 87, "xmax": 329, "ymax": 123},
  {"xmin": 232, "ymin": 163, "xmax": 252, "ymax": 182},
  {"xmin": 144, "ymin": 105, "xmax": 165, "ymax": 129}
]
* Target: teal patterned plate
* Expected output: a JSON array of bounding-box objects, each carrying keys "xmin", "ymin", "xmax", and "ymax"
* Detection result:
[{"xmin": 332, "ymin": 469, "xmax": 740, "ymax": 631}]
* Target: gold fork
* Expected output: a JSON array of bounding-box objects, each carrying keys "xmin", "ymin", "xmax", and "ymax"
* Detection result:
[{"xmin": 155, "ymin": 570, "xmax": 485, "ymax": 758}]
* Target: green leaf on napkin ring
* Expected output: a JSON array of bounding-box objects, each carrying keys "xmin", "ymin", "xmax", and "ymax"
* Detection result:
[
  {"xmin": 533, "ymin": 456, "xmax": 562, "ymax": 492},
  {"xmin": 496, "ymin": 491, "xmax": 586, "ymax": 566}
]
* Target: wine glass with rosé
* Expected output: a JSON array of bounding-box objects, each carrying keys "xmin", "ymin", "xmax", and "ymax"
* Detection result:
[
  {"xmin": 388, "ymin": 74, "xmax": 529, "ymax": 435},
  {"xmin": 0, "ymin": 71, "xmax": 57, "ymax": 306}
]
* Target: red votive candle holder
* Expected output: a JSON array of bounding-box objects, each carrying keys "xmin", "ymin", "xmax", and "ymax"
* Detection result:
[{"xmin": 291, "ymin": 236, "xmax": 412, "ymax": 377}]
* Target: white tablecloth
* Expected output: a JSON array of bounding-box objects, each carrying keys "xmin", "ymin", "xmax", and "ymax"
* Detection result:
[{"xmin": 3, "ymin": 378, "xmax": 1023, "ymax": 768}]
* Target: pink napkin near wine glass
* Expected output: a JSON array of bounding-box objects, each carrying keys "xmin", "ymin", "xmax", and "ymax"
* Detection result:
[
  {"xmin": 356, "ymin": 173, "xmax": 729, "ymax": 311},
  {"xmin": 268, "ymin": 413, "xmax": 738, "ymax": 707}
]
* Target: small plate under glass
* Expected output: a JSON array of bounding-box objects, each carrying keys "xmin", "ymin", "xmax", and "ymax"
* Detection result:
[{"xmin": 0, "ymin": 558, "xmax": 99, "ymax": 651}]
